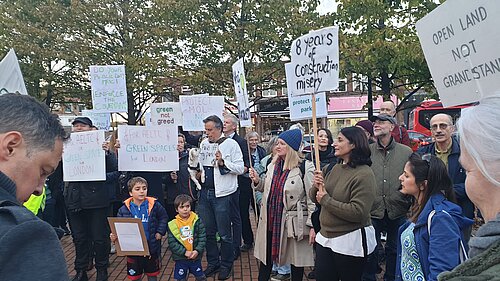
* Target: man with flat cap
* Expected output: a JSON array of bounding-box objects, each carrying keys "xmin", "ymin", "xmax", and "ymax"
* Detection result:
[
  {"xmin": 65, "ymin": 116, "xmax": 119, "ymax": 281},
  {"xmin": 363, "ymin": 114, "xmax": 412, "ymax": 281}
]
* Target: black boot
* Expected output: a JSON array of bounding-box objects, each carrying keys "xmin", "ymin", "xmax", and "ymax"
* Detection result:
[
  {"xmin": 96, "ymin": 267, "xmax": 108, "ymax": 281},
  {"xmin": 71, "ymin": 271, "xmax": 88, "ymax": 281}
]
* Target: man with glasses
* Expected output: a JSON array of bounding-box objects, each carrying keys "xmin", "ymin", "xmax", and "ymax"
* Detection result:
[
  {"xmin": 417, "ymin": 113, "xmax": 473, "ymax": 241},
  {"xmin": 363, "ymin": 114, "xmax": 413, "ymax": 281}
]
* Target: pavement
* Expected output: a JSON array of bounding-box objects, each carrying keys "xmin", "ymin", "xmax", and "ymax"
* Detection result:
[{"xmin": 63, "ymin": 211, "xmax": 315, "ymax": 280}]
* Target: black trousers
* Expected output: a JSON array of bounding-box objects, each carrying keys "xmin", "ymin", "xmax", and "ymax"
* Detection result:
[
  {"xmin": 315, "ymin": 243, "xmax": 367, "ymax": 281},
  {"xmin": 68, "ymin": 207, "xmax": 110, "ymax": 270},
  {"xmin": 258, "ymin": 231, "xmax": 304, "ymax": 281},
  {"xmin": 239, "ymin": 184, "xmax": 255, "ymax": 245}
]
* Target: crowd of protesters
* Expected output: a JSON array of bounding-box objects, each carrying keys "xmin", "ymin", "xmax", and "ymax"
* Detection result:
[{"xmin": 1, "ymin": 92, "xmax": 500, "ymax": 281}]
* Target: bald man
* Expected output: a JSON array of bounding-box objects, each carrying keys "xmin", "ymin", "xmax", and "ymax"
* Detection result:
[
  {"xmin": 379, "ymin": 101, "xmax": 410, "ymax": 147},
  {"xmin": 417, "ymin": 113, "xmax": 474, "ymax": 241}
]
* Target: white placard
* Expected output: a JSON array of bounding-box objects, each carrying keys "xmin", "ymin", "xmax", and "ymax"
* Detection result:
[
  {"xmin": 63, "ymin": 131, "xmax": 106, "ymax": 182},
  {"xmin": 117, "ymin": 125, "xmax": 178, "ymax": 172},
  {"xmin": 416, "ymin": 1, "xmax": 500, "ymax": 107},
  {"xmin": 232, "ymin": 58, "xmax": 252, "ymax": 127},
  {"xmin": 289, "ymin": 26, "xmax": 339, "ymax": 97},
  {"xmin": 285, "ymin": 63, "xmax": 328, "ymax": 121},
  {"xmin": 90, "ymin": 65, "xmax": 128, "ymax": 113},
  {"xmin": 82, "ymin": 110, "xmax": 111, "ymax": 131},
  {"xmin": 180, "ymin": 95, "xmax": 225, "ymax": 131},
  {"xmin": 199, "ymin": 142, "xmax": 219, "ymax": 167},
  {"xmin": 114, "ymin": 222, "xmax": 145, "ymax": 252},
  {"xmin": 150, "ymin": 102, "xmax": 182, "ymax": 127},
  {"xmin": 144, "ymin": 110, "xmax": 152, "ymax": 127}
]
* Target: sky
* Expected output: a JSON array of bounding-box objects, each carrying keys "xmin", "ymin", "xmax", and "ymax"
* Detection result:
[{"xmin": 317, "ymin": 0, "xmax": 338, "ymax": 15}]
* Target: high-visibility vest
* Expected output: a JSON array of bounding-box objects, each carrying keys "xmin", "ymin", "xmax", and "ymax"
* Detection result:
[{"xmin": 23, "ymin": 186, "xmax": 46, "ymax": 215}]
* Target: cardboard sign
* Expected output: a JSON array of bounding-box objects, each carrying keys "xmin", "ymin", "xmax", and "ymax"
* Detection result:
[
  {"xmin": 232, "ymin": 58, "xmax": 252, "ymax": 127},
  {"xmin": 150, "ymin": 102, "xmax": 182, "ymax": 127},
  {"xmin": 416, "ymin": 1, "xmax": 500, "ymax": 107},
  {"xmin": 63, "ymin": 131, "xmax": 106, "ymax": 182},
  {"xmin": 180, "ymin": 95, "xmax": 224, "ymax": 131},
  {"xmin": 117, "ymin": 125, "xmax": 178, "ymax": 172},
  {"xmin": 289, "ymin": 26, "xmax": 340, "ymax": 96},
  {"xmin": 90, "ymin": 65, "xmax": 128, "ymax": 113},
  {"xmin": 285, "ymin": 63, "xmax": 328, "ymax": 121},
  {"xmin": 108, "ymin": 218, "xmax": 150, "ymax": 257},
  {"xmin": 82, "ymin": 110, "xmax": 111, "ymax": 131}
]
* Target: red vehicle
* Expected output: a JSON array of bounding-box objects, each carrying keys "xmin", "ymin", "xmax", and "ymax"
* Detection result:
[
  {"xmin": 407, "ymin": 130, "xmax": 433, "ymax": 152},
  {"xmin": 408, "ymin": 101, "xmax": 472, "ymax": 136}
]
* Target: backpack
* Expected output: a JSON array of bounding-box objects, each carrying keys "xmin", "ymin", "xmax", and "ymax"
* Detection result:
[{"xmin": 427, "ymin": 210, "xmax": 468, "ymax": 263}]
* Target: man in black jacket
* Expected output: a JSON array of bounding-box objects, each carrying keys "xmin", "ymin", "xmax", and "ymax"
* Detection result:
[
  {"xmin": 0, "ymin": 94, "xmax": 69, "ymax": 281},
  {"xmin": 223, "ymin": 115, "xmax": 252, "ymax": 258},
  {"xmin": 65, "ymin": 117, "xmax": 119, "ymax": 281}
]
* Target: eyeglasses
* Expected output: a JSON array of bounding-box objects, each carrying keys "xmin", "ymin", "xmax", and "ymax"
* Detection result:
[
  {"xmin": 422, "ymin": 153, "xmax": 432, "ymax": 165},
  {"xmin": 430, "ymin": 123, "xmax": 451, "ymax": 131}
]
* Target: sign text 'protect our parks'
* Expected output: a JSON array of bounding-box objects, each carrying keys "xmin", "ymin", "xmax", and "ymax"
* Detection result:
[
  {"xmin": 90, "ymin": 65, "xmax": 128, "ymax": 113},
  {"xmin": 63, "ymin": 130, "xmax": 106, "ymax": 182},
  {"xmin": 289, "ymin": 26, "xmax": 339, "ymax": 97},
  {"xmin": 416, "ymin": 0, "xmax": 500, "ymax": 106},
  {"xmin": 117, "ymin": 125, "xmax": 178, "ymax": 172},
  {"xmin": 180, "ymin": 95, "xmax": 225, "ymax": 131}
]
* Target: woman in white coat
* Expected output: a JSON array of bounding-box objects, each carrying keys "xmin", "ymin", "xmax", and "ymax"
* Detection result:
[{"xmin": 249, "ymin": 129, "xmax": 315, "ymax": 281}]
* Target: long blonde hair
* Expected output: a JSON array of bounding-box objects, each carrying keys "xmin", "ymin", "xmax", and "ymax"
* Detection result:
[{"xmin": 272, "ymin": 142, "xmax": 303, "ymax": 171}]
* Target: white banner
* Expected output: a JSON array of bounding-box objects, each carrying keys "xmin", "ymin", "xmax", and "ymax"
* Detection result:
[
  {"xmin": 232, "ymin": 58, "xmax": 252, "ymax": 127},
  {"xmin": 90, "ymin": 65, "xmax": 128, "ymax": 113},
  {"xmin": 117, "ymin": 125, "xmax": 178, "ymax": 172},
  {"xmin": 285, "ymin": 63, "xmax": 328, "ymax": 121},
  {"xmin": 63, "ymin": 131, "xmax": 106, "ymax": 182},
  {"xmin": 150, "ymin": 102, "xmax": 182, "ymax": 127},
  {"xmin": 82, "ymin": 110, "xmax": 111, "ymax": 131},
  {"xmin": 180, "ymin": 95, "xmax": 225, "ymax": 131},
  {"xmin": 0, "ymin": 49, "xmax": 28, "ymax": 95},
  {"xmin": 416, "ymin": 0, "xmax": 500, "ymax": 107},
  {"xmin": 289, "ymin": 26, "xmax": 339, "ymax": 97}
]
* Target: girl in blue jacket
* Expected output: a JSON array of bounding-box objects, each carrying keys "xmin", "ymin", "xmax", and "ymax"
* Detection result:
[{"xmin": 395, "ymin": 153, "xmax": 473, "ymax": 281}]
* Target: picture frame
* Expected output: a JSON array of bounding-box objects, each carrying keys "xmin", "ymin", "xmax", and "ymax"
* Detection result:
[{"xmin": 108, "ymin": 217, "xmax": 150, "ymax": 257}]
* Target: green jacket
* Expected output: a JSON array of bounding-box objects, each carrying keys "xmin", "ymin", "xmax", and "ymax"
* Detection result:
[
  {"xmin": 167, "ymin": 212, "xmax": 206, "ymax": 261},
  {"xmin": 369, "ymin": 138, "xmax": 413, "ymax": 220},
  {"xmin": 438, "ymin": 239, "xmax": 500, "ymax": 281}
]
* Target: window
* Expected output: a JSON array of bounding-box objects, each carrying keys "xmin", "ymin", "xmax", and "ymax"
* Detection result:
[{"xmin": 262, "ymin": 81, "xmax": 277, "ymax": 97}]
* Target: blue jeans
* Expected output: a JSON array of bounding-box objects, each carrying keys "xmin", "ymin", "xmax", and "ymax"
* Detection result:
[
  {"xmin": 363, "ymin": 213, "xmax": 406, "ymax": 281},
  {"xmin": 197, "ymin": 188, "xmax": 234, "ymax": 269}
]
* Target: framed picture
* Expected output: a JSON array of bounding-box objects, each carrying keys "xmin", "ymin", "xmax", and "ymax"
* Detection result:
[{"xmin": 108, "ymin": 217, "xmax": 150, "ymax": 256}]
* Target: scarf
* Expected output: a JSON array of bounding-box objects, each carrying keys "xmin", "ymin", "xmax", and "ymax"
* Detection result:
[
  {"xmin": 468, "ymin": 213, "xmax": 500, "ymax": 258},
  {"xmin": 267, "ymin": 157, "xmax": 290, "ymax": 263}
]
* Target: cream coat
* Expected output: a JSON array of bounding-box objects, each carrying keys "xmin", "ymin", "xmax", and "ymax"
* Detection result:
[{"xmin": 253, "ymin": 160, "xmax": 315, "ymax": 267}]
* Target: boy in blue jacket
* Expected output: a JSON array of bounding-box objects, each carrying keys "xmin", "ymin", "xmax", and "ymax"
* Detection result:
[
  {"xmin": 110, "ymin": 177, "xmax": 168, "ymax": 281},
  {"xmin": 168, "ymin": 194, "xmax": 207, "ymax": 281}
]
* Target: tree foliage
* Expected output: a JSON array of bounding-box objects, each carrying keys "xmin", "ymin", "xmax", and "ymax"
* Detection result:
[{"xmin": 334, "ymin": 0, "xmax": 439, "ymax": 100}]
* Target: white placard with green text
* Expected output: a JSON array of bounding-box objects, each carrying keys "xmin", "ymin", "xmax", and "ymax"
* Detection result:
[{"xmin": 63, "ymin": 130, "xmax": 106, "ymax": 182}]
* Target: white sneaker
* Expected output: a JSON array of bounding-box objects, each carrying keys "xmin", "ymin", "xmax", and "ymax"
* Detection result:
[{"xmin": 110, "ymin": 243, "xmax": 116, "ymax": 254}]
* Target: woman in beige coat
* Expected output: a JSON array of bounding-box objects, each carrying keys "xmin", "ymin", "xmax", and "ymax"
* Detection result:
[{"xmin": 249, "ymin": 129, "xmax": 315, "ymax": 281}]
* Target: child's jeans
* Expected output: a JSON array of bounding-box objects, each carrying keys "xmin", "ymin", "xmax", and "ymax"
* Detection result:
[{"xmin": 174, "ymin": 259, "xmax": 206, "ymax": 281}]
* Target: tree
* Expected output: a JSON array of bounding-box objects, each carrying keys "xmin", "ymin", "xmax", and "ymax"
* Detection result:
[{"xmin": 334, "ymin": 0, "xmax": 439, "ymax": 102}]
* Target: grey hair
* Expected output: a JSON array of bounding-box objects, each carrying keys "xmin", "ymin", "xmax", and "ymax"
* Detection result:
[
  {"xmin": 457, "ymin": 95, "xmax": 500, "ymax": 187},
  {"xmin": 246, "ymin": 131, "xmax": 259, "ymax": 140},
  {"xmin": 0, "ymin": 94, "xmax": 68, "ymax": 156},
  {"xmin": 203, "ymin": 115, "xmax": 223, "ymax": 130},
  {"xmin": 265, "ymin": 136, "xmax": 279, "ymax": 154},
  {"xmin": 225, "ymin": 114, "xmax": 239, "ymax": 127}
]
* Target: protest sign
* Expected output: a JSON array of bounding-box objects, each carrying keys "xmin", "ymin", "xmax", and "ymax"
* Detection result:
[
  {"xmin": 285, "ymin": 63, "xmax": 328, "ymax": 121},
  {"xmin": 144, "ymin": 110, "xmax": 152, "ymax": 127},
  {"xmin": 289, "ymin": 26, "xmax": 339, "ymax": 97},
  {"xmin": 150, "ymin": 102, "xmax": 182, "ymax": 127},
  {"xmin": 117, "ymin": 125, "xmax": 178, "ymax": 172},
  {"xmin": 82, "ymin": 110, "xmax": 111, "ymax": 131},
  {"xmin": 63, "ymin": 130, "xmax": 106, "ymax": 181},
  {"xmin": 416, "ymin": 0, "xmax": 500, "ymax": 107},
  {"xmin": 180, "ymin": 95, "xmax": 224, "ymax": 131},
  {"xmin": 232, "ymin": 58, "xmax": 252, "ymax": 127},
  {"xmin": 90, "ymin": 65, "xmax": 128, "ymax": 113}
]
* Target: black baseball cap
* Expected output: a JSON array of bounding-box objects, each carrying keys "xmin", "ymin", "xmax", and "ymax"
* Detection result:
[
  {"xmin": 369, "ymin": 114, "xmax": 397, "ymax": 125},
  {"xmin": 72, "ymin": 116, "xmax": 93, "ymax": 126}
]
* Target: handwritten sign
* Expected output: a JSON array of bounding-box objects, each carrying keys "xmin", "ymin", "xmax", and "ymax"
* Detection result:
[
  {"xmin": 117, "ymin": 125, "xmax": 178, "ymax": 172},
  {"xmin": 285, "ymin": 63, "xmax": 328, "ymax": 121},
  {"xmin": 90, "ymin": 65, "xmax": 128, "ymax": 113},
  {"xmin": 416, "ymin": 1, "xmax": 500, "ymax": 107},
  {"xmin": 180, "ymin": 95, "xmax": 224, "ymax": 131},
  {"xmin": 82, "ymin": 110, "xmax": 111, "ymax": 131},
  {"xmin": 289, "ymin": 26, "xmax": 339, "ymax": 97},
  {"xmin": 150, "ymin": 102, "xmax": 182, "ymax": 127},
  {"xmin": 63, "ymin": 131, "xmax": 106, "ymax": 182},
  {"xmin": 199, "ymin": 142, "xmax": 219, "ymax": 167},
  {"xmin": 232, "ymin": 58, "xmax": 252, "ymax": 127}
]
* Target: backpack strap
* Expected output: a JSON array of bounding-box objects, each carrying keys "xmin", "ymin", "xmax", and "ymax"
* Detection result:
[
  {"xmin": 427, "ymin": 210, "xmax": 468, "ymax": 263},
  {"xmin": 216, "ymin": 137, "xmax": 228, "ymax": 145}
]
